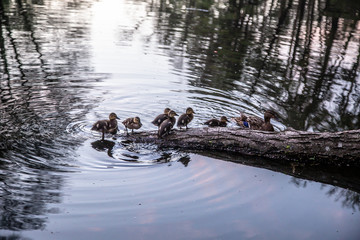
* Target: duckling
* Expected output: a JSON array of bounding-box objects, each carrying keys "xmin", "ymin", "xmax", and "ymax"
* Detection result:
[
  {"xmin": 91, "ymin": 112, "xmax": 120, "ymax": 140},
  {"xmin": 204, "ymin": 116, "xmax": 229, "ymax": 127},
  {"xmin": 177, "ymin": 107, "xmax": 195, "ymax": 130},
  {"xmin": 151, "ymin": 108, "xmax": 171, "ymax": 128},
  {"xmin": 122, "ymin": 116, "xmax": 142, "ymax": 135},
  {"xmin": 232, "ymin": 113, "xmax": 249, "ymax": 128},
  {"xmin": 234, "ymin": 110, "xmax": 277, "ymax": 131},
  {"xmin": 158, "ymin": 110, "xmax": 178, "ymax": 138}
]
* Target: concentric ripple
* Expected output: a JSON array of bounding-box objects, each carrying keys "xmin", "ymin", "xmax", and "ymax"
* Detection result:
[
  {"xmin": 66, "ymin": 120, "xmax": 96, "ymax": 138},
  {"xmin": 66, "ymin": 120, "xmax": 188, "ymax": 169},
  {"xmin": 55, "ymin": 153, "xmax": 292, "ymax": 236}
]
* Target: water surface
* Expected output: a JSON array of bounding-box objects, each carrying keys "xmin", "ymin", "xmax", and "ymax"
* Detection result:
[{"xmin": 0, "ymin": 0, "xmax": 360, "ymax": 239}]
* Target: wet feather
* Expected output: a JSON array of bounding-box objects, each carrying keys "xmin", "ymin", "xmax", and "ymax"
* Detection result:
[
  {"xmin": 91, "ymin": 112, "xmax": 120, "ymax": 140},
  {"xmin": 122, "ymin": 116, "xmax": 142, "ymax": 134},
  {"xmin": 158, "ymin": 110, "xmax": 178, "ymax": 138},
  {"xmin": 152, "ymin": 108, "xmax": 171, "ymax": 127},
  {"xmin": 204, "ymin": 116, "xmax": 228, "ymax": 127},
  {"xmin": 177, "ymin": 107, "xmax": 195, "ymax": 129}
]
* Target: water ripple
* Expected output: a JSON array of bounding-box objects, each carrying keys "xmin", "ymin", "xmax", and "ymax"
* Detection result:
[
  {"xmin": 66, "ymin": 120, "xmax": 94, "ymax": 138},
  {"xmin": 66, "ymin": 120, "xmax": 189, "ymax": 169}
]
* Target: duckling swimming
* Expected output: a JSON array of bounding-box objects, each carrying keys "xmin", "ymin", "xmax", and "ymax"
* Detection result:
[
  {"xmin": 177, "ymin": 107, "xmax": 195, "ymax": 130},
  {"xmin": 152, "ymin": 108, "xmax": 171, "ymax": 128},
  {"xmin": 234, "ymin": 110, "xmax": 277, "ymax": 131},
  {"xmin": 158, "ymin": 110, "xmax": 178, "ymax": 138},
  {"xmin": 122, "ymin": 116, "xmax": 142, "ymax": 135},
  {"xmin": 204, "ymin": 116, "xmax": 229, "ymax": 127},
  {"xmin": 91, "ymin": 112, "xmax": 120, "ymax": 140}
]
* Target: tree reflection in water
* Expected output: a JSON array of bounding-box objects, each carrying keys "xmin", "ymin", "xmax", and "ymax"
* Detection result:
[
  {"xmin": 0, "ymin": 0, "xmax": 103, "ymax": 232},
  {"xmin": 291, "ymin": 178, "xmax": 360, "ymax": 212},
  {"xmin": 149, "ymin": 0, "xmax": 360, "ymax": 131},
  {"xmin": 0, "ymin": 0, "xmax": 359, "ymax": 235}
]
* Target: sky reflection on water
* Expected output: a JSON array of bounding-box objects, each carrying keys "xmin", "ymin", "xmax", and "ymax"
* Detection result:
[
  {"xmin": 9, "ymin": 154, "xmax": 359, "ymax": 240},
  {"xmin": 0, "ymin": 0, "xmax": 360, "ymax": 239}
]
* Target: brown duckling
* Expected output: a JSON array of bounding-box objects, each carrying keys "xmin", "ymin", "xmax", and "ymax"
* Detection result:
[
  {"xmin": 151, "ymin": 108, "xmax": 171, "ymax": 128},
  {"xmin": 232, "ymin": 113, "xmax": 250, "ymax": 128},
  {"xmin": 91, "ymin": 112, "xmax": 120, "ymax": 140},
  {"xmin": 177, "ymin": 107, "xmax": 195, "ymax": 130},
  {"xmin": 158, "ymin": 110, "xmax": 178, "ymax": 138},
  {"xmin": 234, "ymin": 110, "xmax": 277, "ymax": 131},
  {"xmin": 122, "ymin": 116, "xmax": 142, "ymax": 135},
  {"xmin": 204, "ymin": 116, "xmax": 229, "ymax": 127}
]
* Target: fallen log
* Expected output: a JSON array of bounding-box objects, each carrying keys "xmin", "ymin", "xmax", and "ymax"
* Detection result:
[{"xmin": 126, "ymin": 127, "xmax": 360, "ymax": 167}]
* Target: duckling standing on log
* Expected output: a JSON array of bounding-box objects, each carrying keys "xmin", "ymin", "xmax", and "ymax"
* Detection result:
[
  {"xmin": 234, "ymin": 110, "xmax": 277, "ymax": 131},
  {"xmin": 151, "ymin": 108, "xmax": 171, "ymax": 128},
  {"xmin": 232, "ymin": 113, "xmax": 249, "ymax": 128},
  {"xmin": 122, "ymin": 116, "xmax": 142, "ymax": 135},
  {"xmin": 158, "ymin": 110, "xmax": 178, "ymax": 138},
  {"xmin": 177, "ymin": 107, "xmax": 195, "ymax": 130},
  {"xmin": 204, "ymin": 116, "xmax": 229, "ymax": 127},
  {"xmin": 91, "ymin": 112, "xmax": 120, "ymax": 140}
]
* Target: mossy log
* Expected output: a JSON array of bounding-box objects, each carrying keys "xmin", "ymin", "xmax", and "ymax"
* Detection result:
[{"xmin": 126, "ymin": 127, "xmax": 360, "ymax": 167}]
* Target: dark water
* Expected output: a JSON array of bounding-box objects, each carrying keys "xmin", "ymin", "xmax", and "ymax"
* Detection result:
[{"xmin": 1, "ymin": 0, "xmax": 360, "ymax": 239}]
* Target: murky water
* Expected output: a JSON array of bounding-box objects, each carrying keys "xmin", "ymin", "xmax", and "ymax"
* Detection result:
[{"xmin": 1, "ymin": 0, "xmax": 360, "ymax": 239}]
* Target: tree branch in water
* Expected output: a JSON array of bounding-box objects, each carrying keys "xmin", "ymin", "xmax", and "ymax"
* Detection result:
[{"xmin": 125, "ymin": 127, "xmax": 360, "ymax": 167}]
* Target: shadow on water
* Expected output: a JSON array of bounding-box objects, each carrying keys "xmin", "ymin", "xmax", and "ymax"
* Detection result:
[
  {"xmin": 199, "ymin": 150, "xmax": 360, "ymax": 211},
  {"xmin": 91, "ymin": 140, "xmax": 116, "ymax": 158},
  {"xmin": 88, "ymin": 135, "xmax": 360, "ymax": 213},
  {"xmin": 0, "ymin": 0, "xmax": 105, "ymax": 232}
]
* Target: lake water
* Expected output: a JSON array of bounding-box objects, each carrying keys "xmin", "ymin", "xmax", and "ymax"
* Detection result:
[{"xmin": 0, "ymin": 0, "xmax": 360, "ymax": 239}]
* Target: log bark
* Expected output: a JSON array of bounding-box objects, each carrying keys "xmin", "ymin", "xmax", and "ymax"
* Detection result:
[{"xmin": 126, "ymin": 127, "xmax": 360, "ymax": 167}]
